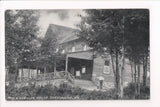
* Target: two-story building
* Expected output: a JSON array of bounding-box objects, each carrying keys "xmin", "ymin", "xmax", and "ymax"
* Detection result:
[
  {"xmin": 45, "ymin": 24, "xmax": 94, "ymax": 80},
  {"xmin": 16, "ymin": 24, "xmax": 147, "ymax": 89},
  {"xmin": 45, "ymin": 24, "xmax": 136, "ymax": 89}
]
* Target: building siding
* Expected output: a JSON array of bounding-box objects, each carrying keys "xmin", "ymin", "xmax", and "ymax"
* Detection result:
[
  {"xmin": 92, "ymin": 55, "xmax": 144, "ymax": 90},
  {"xmin": 60, "ymin": 39, "xmax": 91, "ymax": 54},
  {"xmin": 45, "ymin": 24, "xmax": 148, "ymax": 90}
]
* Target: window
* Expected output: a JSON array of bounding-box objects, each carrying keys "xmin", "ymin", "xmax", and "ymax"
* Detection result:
[
  {"xmin": 62, "ymin": 49, "xmax": 65, "ymax": 54},
  {"xmin": 103, "ymin": 66, "xmax": 110, "ymax": 74},
  {"xmin": 76, "ymin": 71, "xmax": 81, "ymax": 77},
  {"xmin": 72, "ymin": 46, "xmax": 75, "ymax": 52},
  {"xmin": 82, "ymin": 67, "xmax": 86, "ymax": 73},
  {"xmin": 56, "ymin": 48, "xmax": 59, "ymax": 53},
  {"xmin": 105, "ymin": 60, "xmax": 110, "ymax": 66},
  {"xmin": 83, "ymin": 45, "xmax": 87, "ymax": 51},
  {"xmin": 103, "ymin": 60, "xmax": 110, "ymax": 74}
]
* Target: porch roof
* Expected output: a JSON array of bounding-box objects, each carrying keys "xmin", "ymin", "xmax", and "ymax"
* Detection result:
[{"xmin": 67, "ymin": 50, "xmax": 93, "ymax": 60}]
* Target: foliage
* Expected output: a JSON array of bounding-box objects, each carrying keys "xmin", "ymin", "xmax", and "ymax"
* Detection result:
[
  {"xmin": 5, "ymin": 83, "xmax": 114, "ymax": 100},
  {"xmin": 37, "ymin": 32, "xmax": 58, "ymax": 68},
  {"xmin": 77, "ymin": 9, "xmax": 149, "ymax": 56},
  {"xmin": 5, "ymin": 10, "xmax": 40, "ymax": 69},
  {"xmin": 123, "ymin": 83, "xmax": 150, "ymax": 99},
  {"xmin": 77, "ymin": 9, "xmax": 149, "ymax": 98},
  {"xmin": 77, "ymin": 9, "xmax": 149, "ymax": 65},
  {"xmin": 6, "ymin": 84, "xmax": 37, "ymax": 99},
  {"xmin": 125, "ymin": 9, "xmax": 149, "ymax": 63}
]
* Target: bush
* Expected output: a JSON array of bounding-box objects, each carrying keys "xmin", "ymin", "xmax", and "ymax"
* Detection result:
[
  {"xmin": 140, "ymin": 84, "xmax": 150, "ymax": 99},
  {"xmin": 6, "ymin": 83, "xmax": 37, "ymax": 100},
  {"xmin": 36, "ymin": 85, "xmax": 54, "ymax": 98},
  {"xmin": 7, "ymin": 82, "xmax": 150, "ymax": 100},
  {"xmin": 6, "ymin": 82, "xmax": 118, "ymax": 100},
  {"xmin": 123, "ymin": 83, "xmax": 150, "ymax": 99},
  {"xmin": 123, "ymin": 83, "xmax": 135, "ymax": 99}
]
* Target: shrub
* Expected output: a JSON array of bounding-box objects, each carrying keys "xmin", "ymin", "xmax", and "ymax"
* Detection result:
[
  {"xmin": 35, "ymin": 85, "xmax": 54, "ymax": 98},
  {"xmin": 140, "ymin": 84, "xmax": 150, "ymax": 99},
  {"xmin": 123, "ymin": 83, "xmax": 150, "ymax": 99},
  {"xmin": 7, "ymin": 82, "xmax": 150, "ymax": 100},
  {"xmin": 123, "ymin": 83, "xmax": 135, "ymax": 99},
  {"xmin": 6, "ymin": 83, "xmax": 37, "ymax": 100}
]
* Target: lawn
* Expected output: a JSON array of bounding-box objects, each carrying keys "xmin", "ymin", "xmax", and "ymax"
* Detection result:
[{"xmin": 5, "ymin": 81, "xmax": 150, "ymax": 100}]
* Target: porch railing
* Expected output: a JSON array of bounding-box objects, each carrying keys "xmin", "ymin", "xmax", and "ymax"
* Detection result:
[
  {"xmin": 65, "ymin": 71, "xmax": 75, "ymax": 83},
  {"xmin": 17, "ymin": 71, "xmax": 75, "ymax": 83}
]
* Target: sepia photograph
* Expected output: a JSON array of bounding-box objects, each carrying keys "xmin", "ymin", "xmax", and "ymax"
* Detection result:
[{"xmin": 4, "ymin": 9, "xmax": 150, "ymax": 100}]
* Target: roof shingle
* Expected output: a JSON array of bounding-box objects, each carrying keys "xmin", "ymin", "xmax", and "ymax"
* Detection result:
[{"xmin": 45, "ymin": 24, "xmax": 79, "ymax": 44}]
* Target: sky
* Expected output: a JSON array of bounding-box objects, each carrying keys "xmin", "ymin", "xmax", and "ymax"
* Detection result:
[{"xmin": 37, "ymin": 10, "xmax": 86, "ymax": 37}]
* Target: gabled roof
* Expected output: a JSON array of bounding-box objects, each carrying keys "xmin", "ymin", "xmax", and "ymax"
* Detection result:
[{"xmin": 45, "ymin": 24, "xmax": 79, "ymax": 44}]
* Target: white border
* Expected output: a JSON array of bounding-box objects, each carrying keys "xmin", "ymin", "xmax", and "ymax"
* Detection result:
[{"xmin": 1, "ymin": 1, "xmax": 160, "ymax": 107}]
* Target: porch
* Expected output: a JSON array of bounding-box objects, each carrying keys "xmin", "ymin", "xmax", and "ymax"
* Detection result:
[{"xmin": 16, "ymin": 50, "xmax": 94, "ymax": 82}]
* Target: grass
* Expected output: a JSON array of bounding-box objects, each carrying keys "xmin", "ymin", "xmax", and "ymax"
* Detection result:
[{"xmin": 5, "ymin": 82, "xmax": 150, "ymax": 100}]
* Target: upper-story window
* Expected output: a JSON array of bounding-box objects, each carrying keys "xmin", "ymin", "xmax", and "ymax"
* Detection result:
[
  {"xmin": 83, "ymin": 45, "xmax": 87, "ymax": 51},
  {"xmin": 56, "ymin": 48, "xmax": 59, "ymax": 53},
  {"xmin": 72, "ymin": 46, "xmax": 75, "ymax": 52},
  {"xmin": 62, "ymin": 49, "xmax": 65, "ymax": 54}
]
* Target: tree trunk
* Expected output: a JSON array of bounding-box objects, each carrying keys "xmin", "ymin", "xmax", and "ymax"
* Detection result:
[
  {"xmin": 115, "ymin": 50, "xmax": 120, "ymax": 98},
  {"xmin": 130, "ymin": 60, "xmax": 134, "ymax": 83},
  {"xmin": 110, "ymin": 54, "xmax": 117, "ymax": 89},
  {"xmin": 120, "ymin": 50, "xmax": 125, "ymax": 98},
  {"xmin": 54, "ymin": 59, "xmax": 56, "ymax": 79},
  {"xmin": 21, "ymin": 68, "xmax": 23, "ymax": 82},
  {"xmin": 65, "ymin": 55, "xmax": 68, "ymax": 72},
  {"xmin": 36, "ymin": 66, "xmax": 38, "ymax": 79},
  {"xmin": 111, "ymin": 54, "xmax": 116, "ymax": 75},
  {"xmin": 44, "ymin": 66, "xmax": 46, "ymax": 80},
  {"xmin": 5, "ymin": 66, "xmax": 9, "ymax": 81},
  {"xmin": 14, "ymin": 59, "xmax": 19, "ymax": 82},
  {"xmin": 137, "ymin": 64, "xmax": 141, "ymax": 98},
  {"xmin": 143, "ymin": 55, "xmax": 148, "ymax": 86},
  {"xmin": 119, "ymin": 15, "xmax": 125, "ymax": 99},
  {"xmin": 134, "ymin": 62, "xmax": 137, "ymax": 97}
]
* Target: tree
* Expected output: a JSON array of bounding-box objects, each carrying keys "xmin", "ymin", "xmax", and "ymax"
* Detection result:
[
  {"xmin": 77, "ymin": 9, "xmax": 127, "ymax": 98},
  {"xmin": 125, "ymin": 9, "xmax": 149, "ymax": 97},
  {"xmin": 5, "ymin": 10, "xmax": 40, "ymax": 82},
  {"xmin": 77, "ymin": 9, "xmax": 149, "ymax": 99}
]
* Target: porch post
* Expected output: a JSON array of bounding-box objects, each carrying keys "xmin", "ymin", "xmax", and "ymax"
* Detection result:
[
  {"xmin": 19, "ymin": 69, "xmax": 22, "ymax": 82},
  {"xmin": 28, "ymin": 68, "xmax": 30, "ymax": 79},
  {"xmin": 65, "ymin": 55, "xmax": 68, "ymax": 72},
  {"xmin": 36, "ymin": 66, "xmax": 38, "ymax": 79},
  {"xmin": 54, "ymin": 58, "xmax": 56, "ymax": 72}
]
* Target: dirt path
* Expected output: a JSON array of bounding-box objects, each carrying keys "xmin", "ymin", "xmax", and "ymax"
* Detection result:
[
  {"xmin": 73, "ymin": 79, "xmax": 97, "ymax": 91},
  {"xmin": 15, "ymin": 79, "xmax": 98, "ymax": 91}
]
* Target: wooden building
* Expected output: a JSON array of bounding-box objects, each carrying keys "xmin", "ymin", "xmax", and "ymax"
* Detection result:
[
  {"xmin": 16, "ymin": 24, "xmax": 148, "ymax": 89},
  {"xmin": 45, "ymin": 24, "xmax": 94, "ymax": 80},
  {"xmin": 45, "ymin": 24, "xmax": 122, "ymax": 89},
  {"xmin": 45, "ymin": 24, "xmax": 148, "ymax": 89}
]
